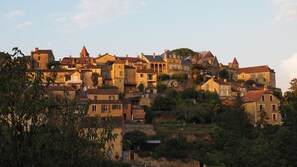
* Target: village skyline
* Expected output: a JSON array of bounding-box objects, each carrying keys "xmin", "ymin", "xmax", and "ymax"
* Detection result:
[{"xmin": 1, "ymin": 0, "xmax": 297, "ymax": 91}]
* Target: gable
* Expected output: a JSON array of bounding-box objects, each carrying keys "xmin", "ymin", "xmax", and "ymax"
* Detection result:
[{"xmin": 96, "ymin": 54, "xmax": 116, "ymax": 64}]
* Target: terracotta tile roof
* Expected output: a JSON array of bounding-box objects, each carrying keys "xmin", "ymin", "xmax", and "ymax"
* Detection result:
[
  {"xmin": 80, "ymin": 63, "xmax": 101, "ymax": 69},
  {"xmin": 117, "ymin": 56, "xmax": 141, "ymax": 63},
  {"xmin": 232, "ymin": 57, "xmax": 239, "ymax": 65},
  {"xmin": 214, "ymin": 79, "xmax": 231, "ymax": 85},
  {"xmin": 243, "ymin": 90, "xmax": 271, "ymax": 102},
  {"xmin": 31, "ymin": 49, "xmax": 53, "ymax": 55},
  {"xmin": 80, "ymin": 46, "xmax": 89, "ymax": 57},
  {"xmin": 222, "ymin": 98, "xmax": 235, "ymax": 106},
  {"xmin": 87, "ymin": 88, "xmax": 118, "ymax": 95},
  {"xmin": 90, "ymin": 100, "xmax": 122, "ymax": 104},
  {"xmin": 136, "ymin": 69, "xmax": 156, "ymax": 73},
  {"xmin": 204, "ymin": 51, "xmax": 214, "ymax": 58},
  {"xmin": 46, "ymin": 86, "xmax": 76, "ymax": 91},
  {"xmin": 125, "ymin": 65, "xmax": 135, "ymax": 69},
  {"xmin": 238, "ymin": 65, "xmax": 275, "ymax": 74}
]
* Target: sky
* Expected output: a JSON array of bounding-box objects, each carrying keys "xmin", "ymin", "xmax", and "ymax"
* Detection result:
[{"xmin": 1, "ymin": 0, "xmax": 297, "ymax": 92}]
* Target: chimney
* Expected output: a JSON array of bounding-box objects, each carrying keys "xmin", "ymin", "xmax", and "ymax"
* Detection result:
[
  {"xmin": 137, "ymin": 55, "xmax": 140, "ymax": 58},
  {"xmin": 35, "ymin": 47, "xmax": 39, "ymax": 52},
  {"xmin": 153, "ymin": 53, "xmax": 156, "ymax": 59},
  {"xmin": 263, "ymin": 85, "xmax": 268, "ymax": 91},
  {"xmin": 126, "ymin": 54, "xmax": 128, "ymax": 58},
  {"xmin": 141, "ymin": 53, "xmax": 144, "ymax": 59}
]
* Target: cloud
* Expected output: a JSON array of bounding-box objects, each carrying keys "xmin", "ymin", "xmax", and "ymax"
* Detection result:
[
  {"xmin": 280, "ymin": 52, "xmax": 297, "ymax": 91},
  {"xmin": 5, "ymin": 10, "xmax": 25, "ymax": 19},
  {"xmin": 15, "ymin": 21, "xmax": 33, "ymax": 30},
  {"xmin": 54, "ymin": 0, "xmax": 148, "ymax": 32},
  {"xmin": 273, "ymin": 0, "xmax": 297, "ymax": 22}
]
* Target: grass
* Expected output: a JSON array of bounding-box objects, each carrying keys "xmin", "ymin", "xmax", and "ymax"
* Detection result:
[{"xmin": 153, "ymin": 120, "xmax": 215, "ymax": 136}]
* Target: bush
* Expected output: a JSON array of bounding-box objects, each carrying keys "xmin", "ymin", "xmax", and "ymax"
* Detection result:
[
  {"xmin": 145, "ymin": 109, "xmax": 153, "ymax": 124},
  {"xmin": 157, "ymin": 84, "xmax": 167, "ymax": 93},
  {"xmin": 158, "ymin": 74, "xmax": 170, "ymax": 81}
]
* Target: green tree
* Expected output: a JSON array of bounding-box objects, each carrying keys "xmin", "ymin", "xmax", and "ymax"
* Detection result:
[
  {"xmin": 171, "ymin": 48, "xmax": 194, "ymax": 59},
  {"xmin": 157, "ymin": 84, "xmax": 167, "ymax": 93},
  {"xmin": 219, "ymin": 69, "xmax": 229, "ymax": 80},
  {"xmin": 91, "ymin": 72, "xmax": 99, "ymax": 87},
  {"xmin": 137, "ymin": 83, "xmax": 144, "ymax": 92},
  {"xmin": 0, "ymin": 48, "xmax": 116, "ymax": 166},
  {"xmin": 124, "ymin": 130, "xmax": 147, "ymax": 151},
  {"xmin": 151, "ymin": 95, "xmax": 176, "ymax": 111},
  {"xmin": 157, "ymin": 74, "xmax": 170, "ymax": 81}
]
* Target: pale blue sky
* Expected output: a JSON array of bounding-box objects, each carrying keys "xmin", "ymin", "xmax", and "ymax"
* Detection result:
[{"xmin": 1, "ymin": 0, "xmax": 297, "ymax": 91}]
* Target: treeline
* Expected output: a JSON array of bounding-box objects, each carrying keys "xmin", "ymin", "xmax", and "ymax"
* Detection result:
[
  {"xmin": 0, "ymin": 49, "xmax": 129, "ymax": 167},
  {"xmin": 143, "ymin": 82, "xmax": 297, "ymax": 166}
]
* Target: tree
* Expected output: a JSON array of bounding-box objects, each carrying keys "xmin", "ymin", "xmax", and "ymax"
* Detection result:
[
  {"xmin": 137, "ymin": 83, "xmax": 144, "ymax": 92},
  {"xmin": 91, "ymin": 72, "xmax": 99, "ymax": 87},
  {"xmin": 157, "ymin": 74, "xmax": 170, "ymax": 81},
  {"xmin": 157, "ymin": 84, "xmax": 167, "ymax": 93},
  {"xmin": 0, "ymin": 48, "xmax": 116, "ymax": 166},
  {"xmin": 171, "ymin": 48, "xmax": 194, "ymax": 59},
  {"xmin": 151, "ymin": 95, "xmax": 176, "ymax": 111},
  {"xmin": 219, "ymin": 69, "xmax": 229, "ymax": 80},
  {"xmin": 124, "ymin": 130, "xmax": 147, "ymax": 151}
]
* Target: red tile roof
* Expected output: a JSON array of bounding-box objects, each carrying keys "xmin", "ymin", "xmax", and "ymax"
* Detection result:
[
  {"xmin": 214, "ymin": 79, "xmax": 231, "ymax": 85},
  {"xmin": 204, "ymin": 51, "xmax": 214, "ymax": 58},
  {"xmin": 136, "ymin": 69, "xmax": 156, "ymax": 73},
  {"xmin": 80, "ymin": 46, "xmax": 89, "ymax": 57},
  {"xmin": 238, "ymin": 65, "xmax": 274, "ymax": 74},
  {"xmin": 243, "ymin": 90, "xmax": 271, "ymax": 102},
  {"xmin": 232, "ymin": 57, "xmax": 239, "ymax": 65},
  {"xmin": 87, "ymin": 88, "xmax": 118, "ymax": 95}
]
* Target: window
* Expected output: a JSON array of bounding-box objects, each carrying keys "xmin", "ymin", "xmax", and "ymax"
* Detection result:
[
  {"xmin": 38, "ymin": 56, "xmax": 40, "ymax": 60},
  {"xmin": 112, "ymin": 105, "xmax": 121, "ymax": 110},
  {"xmin": 272, "ymin": 113, "xmax": 277, "ymax": 121},
  {"xmin": 65, "ymin": 75, "xmax": 71, "ymax": 81},
  {"xmin": 94, "ymin": 96, "xmax": 97, "ymax": 100},
  {"xmin": 92, "ymin": 105, "xmax": 97, "ymax": 112},
  {"xmin": 140, "ymin": 74, "xmax": 144, "ymax": 78},
  {"xmin": 102, "ymin": 105, "xmax": 109, "ymax": 112},
  {"xmin": 37, "ymin": 62, "xmax": 40, "ymax": 68},
  {"xmin": 270, "ymin": 95, "xmax": 273, "ymax": 101},
  {"xmin": 123, "ymin": 103, "xmax": 128, "ymax": 109},
  {"xmin": 272, "ymin": 104, "xmax": 276, "ymax": 111},
  {"xmin": 261, "ymin": 96, "xmax": 265, "ymax": 102},
  {"xmin": 120, "ymin": 71, "xmax": 123, "ymax": 76},
  {"xmin": 148, "ymin": 74, "xmax": 153, "ymax": 80},
  {"xmin": 259, "ymin": 104, "xmax": 265, "ymax": 111},
  {"xmin": 109, "ymin": 96, "xmax": 114, "ymax": 100}
]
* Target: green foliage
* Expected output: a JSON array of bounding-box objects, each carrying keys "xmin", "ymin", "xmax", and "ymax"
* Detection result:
[
  {"xmin": 180, "ymin": 88, "xmax": 198, "ymax": 99},
  {"xmin": 219, "ymin": 69, "xmax": 229, "ymax": 80},
  {"xmin": 171, "ymin": 48, "xmax": 194, "ymax": 59},
  {"xmin": 171, "ymin": 72, "xmax": 188, "ymax": 82},
  {"xmin": 157, "ymin": 84, "xmax": 167, "ymax": 93},
  {"xmin": 91, "ymin": 72, "xmax": 99, "ymax": 86},
  {"xmin": 157, "ymin": 74, "xmax": 170, "ymax": 81},
  {"xmin": 151, "ymin": 95, "xmax": 176, "ymax": 111},
  {"xmin": 0, "ymin": 49, "xmax": 116, "ymax": 166},
  {"xmin": 124, "ymin": 130, "xmax": 147, "ymax": 151},
  {"xmin": 145, "ymin": 109, "xmax": 153, "ymax": 124},
  {"xmin": 137, "ymin": 83, "xmax": 144, "ymax": 92},
  {"xmin": 154, "ymin": 136, "xmax": 188, "ymax": 160}
]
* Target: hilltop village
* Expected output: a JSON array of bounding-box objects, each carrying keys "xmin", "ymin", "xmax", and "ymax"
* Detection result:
[{"xmin": 1, "ymin": 46, "xmax": 283, "ymax": 165}]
